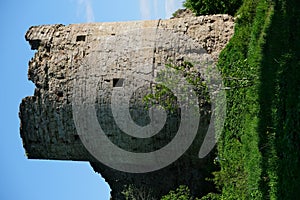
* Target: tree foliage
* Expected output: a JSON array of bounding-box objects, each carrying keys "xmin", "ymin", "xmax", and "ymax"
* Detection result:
[
  {"xmin": 183, "ymin": 0, "xmax": 243, "ymax": 16},
  {"xmin": 161, "ymin": 185, "xmax": 194, "ymax": 200}
]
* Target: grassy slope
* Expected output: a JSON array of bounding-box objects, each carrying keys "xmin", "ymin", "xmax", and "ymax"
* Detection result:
[
  {"xmin": 213, "ymin": 0, "xmax": 300, "ymax": 199},
  {"xmin": 258, "ymin": 0, "xmax": 300, "ymax": 199},
  {"xmin": 213, "ymin": 0, "xmax": 272, "ymax": 199}
]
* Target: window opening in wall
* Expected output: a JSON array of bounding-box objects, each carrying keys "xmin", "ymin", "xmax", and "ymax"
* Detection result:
[
  {"xmin": 74, "ymin": 135, "xmax": 80, "ymax": 141},
  {"xmin": 113, "ymin": 78, "xmax": 125, "ymax": 87},
  {"xmin": 76, "ymin": 35, "xmax": 86, "ymax": 42}
]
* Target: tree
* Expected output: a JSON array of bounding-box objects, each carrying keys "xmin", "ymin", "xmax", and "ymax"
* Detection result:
[{"xmin": 183, "ymin": 0, "xmax": 243, "ymax": 16}]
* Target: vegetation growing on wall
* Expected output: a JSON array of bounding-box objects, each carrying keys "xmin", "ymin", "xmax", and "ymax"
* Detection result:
[{"xmin": 143, "ymin": 61, "xmax": 210, "ymax": 114}]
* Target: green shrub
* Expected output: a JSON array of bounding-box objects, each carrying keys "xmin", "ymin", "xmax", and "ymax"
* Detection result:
[
  {"xmin": 183, "ymin": 0, "xmax": 243, "ymax": 16},
  {"xmin": 161, "ymin": 185, "xmax": 194, "ymax": 200},
  {"xmin": 122, "ymin": 185, "xmax": 155, "ymax": 200},
  {"xmin": 143, "ymin": 61, "xmax": 210, "ymax": 114},
  {"xmin": 200, "ymin": 193, "xmax": 220, "ymax": 200}
]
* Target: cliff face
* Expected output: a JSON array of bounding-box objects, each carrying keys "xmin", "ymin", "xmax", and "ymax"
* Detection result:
[{"xmin": 20, "ymin": 15, "xmax": 234, "ymax": 199}]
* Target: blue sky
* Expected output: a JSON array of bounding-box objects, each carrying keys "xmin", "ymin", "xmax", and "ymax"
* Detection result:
[{"xmin": 0, "ymin": 0, "xmax": 183, "ymax": 199}]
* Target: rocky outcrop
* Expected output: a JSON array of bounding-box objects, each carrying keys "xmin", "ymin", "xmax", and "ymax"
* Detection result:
[{"xmin": 20, "ymin": 15, "xmax": 234, "ymax": 199}]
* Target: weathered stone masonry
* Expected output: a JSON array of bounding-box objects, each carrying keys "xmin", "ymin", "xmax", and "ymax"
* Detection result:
[{"xmin": 20, "ymin": 14, "xmax": 234, "ymax": 199}]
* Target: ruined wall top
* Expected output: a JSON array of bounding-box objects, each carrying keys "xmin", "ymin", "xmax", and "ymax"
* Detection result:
[{"xmin": 26, "ymin": 14, "xmax": 234, "ymax": 54}]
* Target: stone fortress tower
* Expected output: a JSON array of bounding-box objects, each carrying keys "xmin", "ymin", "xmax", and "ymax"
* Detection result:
[{"xmin": 20, "ymin": 11, "xmax": 234, "ymax": 199}]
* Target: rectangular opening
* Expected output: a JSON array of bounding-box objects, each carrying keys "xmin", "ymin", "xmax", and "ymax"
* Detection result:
[
  {"xmin": 29, "ymin": 39, "xmax": 41, "ymax": 50},
  {"xmin": 74, "ymin": 135, "xmax": 80, "ymax": 141},
  {"xmin": 113, "ymin": 78, "xmax": 124, "ymax": 87},
  {"xmin": 76, "ymin": 35, "xmax": 86, "ymax": 42}
]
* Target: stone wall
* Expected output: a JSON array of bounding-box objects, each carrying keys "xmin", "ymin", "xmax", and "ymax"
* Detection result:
[{"xmin": 20, "ymin": 14, "xmax": 234, "ymax": 199}]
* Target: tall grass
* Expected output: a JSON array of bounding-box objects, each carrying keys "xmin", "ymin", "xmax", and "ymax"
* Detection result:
[{"xmin": 212, "ymin": 0, "xmax": 300, "ymax": 199}]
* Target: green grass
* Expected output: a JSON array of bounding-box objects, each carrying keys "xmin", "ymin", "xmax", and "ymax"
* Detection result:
[
  {"xmin": 210, "ymin": 0, "xmax": 300, "ymax": 199},
  {"xmin": 257, "ymin": 0, "xmax": 300, "ymax": 198},
  {"xmin": 211, "ymin": 0, "xmax": 272, "ymax": 199}
]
